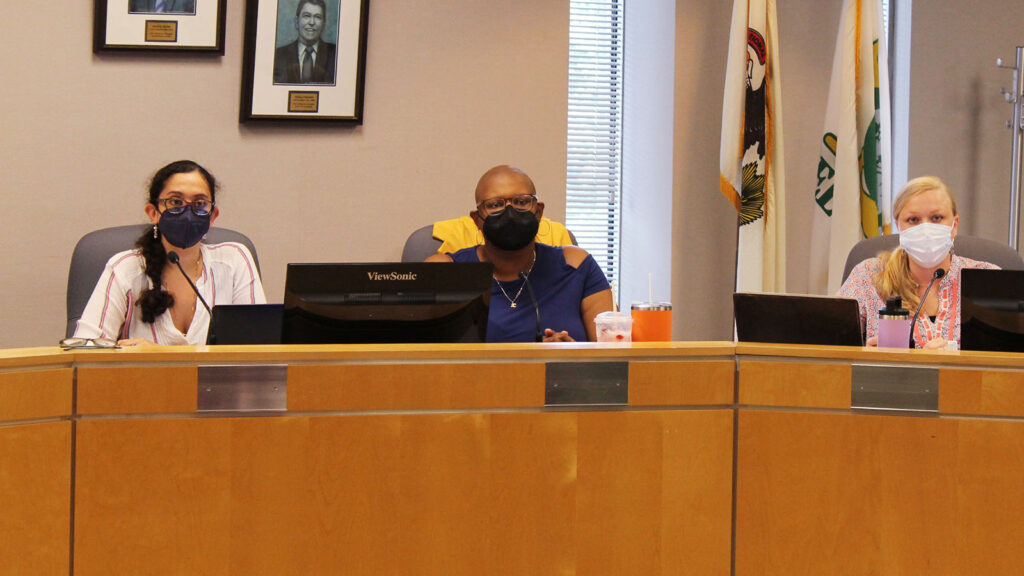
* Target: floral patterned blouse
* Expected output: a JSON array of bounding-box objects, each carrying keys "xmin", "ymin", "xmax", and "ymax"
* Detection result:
[{"xmin": 836, "ymin": 254, "xmax": 998, "ymax": 347}]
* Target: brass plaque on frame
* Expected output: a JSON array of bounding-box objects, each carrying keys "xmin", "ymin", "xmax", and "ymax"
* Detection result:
[
  {"xmin": 288, "ymin": 92, "xmax": 320, "ymax": 113},
  {"xmin": 145, "ymin": 21, "xmax": 178, "ymax": 43}
]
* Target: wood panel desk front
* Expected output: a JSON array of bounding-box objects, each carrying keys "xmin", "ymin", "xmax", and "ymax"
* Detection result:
[
  {"xmin": 0, "ymin": 348, "xmax": 72, "ymax": 575},
  {"xmin": 5, "ymin": 343, "xmax": 1024, "ymax": 575},
  {"xmin": 2, "ymin": 343, "xmax": 734, "ymax": 576},
  {"xmin": 735, "ymin": 343, "xmax": 1024, "ymax": 575}
]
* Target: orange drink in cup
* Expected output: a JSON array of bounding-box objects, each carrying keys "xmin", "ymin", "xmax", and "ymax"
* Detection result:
[{"xmin": 631, "ymin": 303, "xmax": 672, "ymax": 341}]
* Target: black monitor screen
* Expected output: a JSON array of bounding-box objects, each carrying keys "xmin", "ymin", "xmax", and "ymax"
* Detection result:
[
  {"xmin": 960, "ymin": 268, "xmax": 1024, "ymax": 352},
  {"xmin": 282, "ymin": 262, "xmax": 493, "ymax": 344}
]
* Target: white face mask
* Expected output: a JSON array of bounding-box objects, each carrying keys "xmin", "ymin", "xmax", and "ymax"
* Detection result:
[{"xmin": 898, "ymin": 222, "xmax": 953, "ymax": 268}]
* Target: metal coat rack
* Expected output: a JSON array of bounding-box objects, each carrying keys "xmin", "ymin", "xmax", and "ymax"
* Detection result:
[{"xmin": 998, "ymin": 47, "xmax": 1024, "ymax": 250}]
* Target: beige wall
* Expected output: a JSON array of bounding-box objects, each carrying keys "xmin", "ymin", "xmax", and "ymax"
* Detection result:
[
  {"xmin": 0, "ymin": 2, "xmax": 568, "ymax": 348},
  {"xmin": 909, "ymin": 0, "xmax": 1023, "ymax": 242}
]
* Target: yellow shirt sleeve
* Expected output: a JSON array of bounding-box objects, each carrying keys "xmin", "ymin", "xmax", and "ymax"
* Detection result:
[{"xmin": 433, "ymin": 216, "xmax": 574, "ymax": 254}]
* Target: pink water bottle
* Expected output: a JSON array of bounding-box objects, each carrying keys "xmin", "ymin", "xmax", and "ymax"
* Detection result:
[{"xmin": 877, "ymin": 296, "xmax": 911, "ymax": 348}]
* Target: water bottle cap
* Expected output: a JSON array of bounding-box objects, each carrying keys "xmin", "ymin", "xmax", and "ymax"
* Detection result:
[{"xmin": 879, "ymin": 295, "xmax": 909, "ymax": 317}]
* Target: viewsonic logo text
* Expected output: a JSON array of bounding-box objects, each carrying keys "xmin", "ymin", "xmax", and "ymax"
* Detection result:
[{"xmin": 367, "ymin": 272, "xmax": 418, "ymax": 281}]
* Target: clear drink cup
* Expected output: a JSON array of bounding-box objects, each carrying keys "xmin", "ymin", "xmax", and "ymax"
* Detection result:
[{"xmin": 595, "ymin": 311, "xmax": 633, "ymax": 342}]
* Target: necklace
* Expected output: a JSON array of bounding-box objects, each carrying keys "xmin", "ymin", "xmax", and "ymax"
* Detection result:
[
  {"xmin": 493, "ymin": 250, "xmax": 536, "ymax": 309},
  {"xmin": 495, "ymin": 279, "xmax": 526, "ymax": 309},
  {"xmin": 191, "ymin": 253, "xmax": 204, "ymax": 278}
]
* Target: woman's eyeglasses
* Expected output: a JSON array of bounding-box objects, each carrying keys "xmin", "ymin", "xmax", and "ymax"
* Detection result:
[
  {"xmin": 158, "ymin": 197, "xmax": 215, "ymax": 216},
  {"xmin": 59, "ymin": 337, "xmax": 119, "ymax": 350},
  {"xmin": 477, "ymin": 194, "xmax": 537, "ymax": 216}
]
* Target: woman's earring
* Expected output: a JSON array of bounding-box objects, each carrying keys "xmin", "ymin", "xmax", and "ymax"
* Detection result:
[{"xmin": 153, "ymin": 224, "xmax": 159, "ymax": 239}]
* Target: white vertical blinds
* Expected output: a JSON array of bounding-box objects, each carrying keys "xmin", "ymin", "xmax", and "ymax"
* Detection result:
[
  {"xmin": 881, "ymin": 0, "xmax": 890, "ymax": 37},
  {"xmin": 566, "ymin": 0, "xmax": 624, "ymax": 288}
]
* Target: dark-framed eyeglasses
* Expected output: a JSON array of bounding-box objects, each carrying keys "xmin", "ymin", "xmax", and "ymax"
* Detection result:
[
  {"xmin": 158, "ymin": 197, "xmax": 215, "ymax": 216},
  {"xmin": 59, "ymin": 337, "xmax": 119, "ymax": 350},
  {"xmin": 477, "ymin": 194, "xmax": 537, "ymax": 216}
]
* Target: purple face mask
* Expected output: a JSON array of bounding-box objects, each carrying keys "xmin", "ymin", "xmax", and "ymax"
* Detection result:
[{"xmin": 158, "ymin": 209, "xmax": 211, "ymax": 249}]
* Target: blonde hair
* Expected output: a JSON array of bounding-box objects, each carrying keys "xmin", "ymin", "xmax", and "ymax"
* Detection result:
[{"xmin": 874, "ymin": 176, "xmax": 958, "ymax": 311}]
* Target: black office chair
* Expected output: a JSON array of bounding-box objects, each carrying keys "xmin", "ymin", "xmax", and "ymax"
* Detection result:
[
  {"xmin": 842, "ymin": 233, "xmax": 1024, "ymax": 284},
  {"xmin": 401, "ymin": 225, "xmax": 441, "ymax": 263},
  {"xmin": 66, "ymin": 224, "xmax": 261, "ymax": 338}
]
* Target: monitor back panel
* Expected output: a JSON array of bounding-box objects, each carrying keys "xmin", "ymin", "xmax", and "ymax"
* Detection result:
[
  {"xmin": 960, "ymin": 268, "xmax": 1024, "ymax": 352},
  {"xmin": 207, "ymin": 304, "xmax": 284, "ymax": 345},
  {"xmin": 733, "ymin": 293, "xmax": 863, "ymax": 347},
  {"xmin": 282, "ymin": 262, "xmax": 492, "ymax": 344}
]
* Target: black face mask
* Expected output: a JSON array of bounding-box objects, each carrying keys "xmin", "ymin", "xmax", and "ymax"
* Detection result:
[{"xmin": 482, "ymin": 208, "xmax": 540, "ymax": 251}]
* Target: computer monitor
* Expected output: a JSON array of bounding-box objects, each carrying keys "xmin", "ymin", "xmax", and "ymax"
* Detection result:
[
  {"xmin": 960, "ymin": 269, "xmax": 1024, "ymax": 352},
  {"xmin": 733, "ymin": 292, "xmax": 864, "ymax": 346},
  {"xmin": 282, "ymin": 262, "xmax": 493, "ymax": 344}
]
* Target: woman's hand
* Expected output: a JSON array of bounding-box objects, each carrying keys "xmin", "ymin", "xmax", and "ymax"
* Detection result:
[
  {"xmin": 117, "ymin": 338, "xmax": 157, "ymax": 347},
  {"xmin": 542, "ymin": 329, "xmax": 574, "ymax": 342},
  {"xmin": 866, "ymin": 336, "xmax": 878, "ymax": 347}
]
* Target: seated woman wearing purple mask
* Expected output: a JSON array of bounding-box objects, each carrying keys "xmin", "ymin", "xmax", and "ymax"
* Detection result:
[{"xmin": 73, "ymin": 160, "xmax": 265, "ymax": 346}]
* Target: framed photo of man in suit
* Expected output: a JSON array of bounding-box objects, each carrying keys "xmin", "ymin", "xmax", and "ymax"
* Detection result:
[
  {"xmin": 241, "ymin": 0, "xmax": 369, "ymax": 123},
  {"xmin": 94, "ymin": 0, "xmax": 226, "ymax": 53},
  {"xmin": 128, "ymin": 0, "xmax": 197, "ymax": 15},
  {"xmin": 272, "ymin": 0, "xmax": 339, "ymax": 86}
]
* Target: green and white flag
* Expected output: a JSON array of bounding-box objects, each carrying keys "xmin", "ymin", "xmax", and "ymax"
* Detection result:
[{"xmin": 809, "ymin": 0, "xmax": 891, "ymax": 294}]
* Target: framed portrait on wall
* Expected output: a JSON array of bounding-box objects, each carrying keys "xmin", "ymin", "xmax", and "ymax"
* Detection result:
[
  {"xmin": 93, "ymin": 0, "xmax": 227, "ymax": 53},
  {"xmin": 240, "ymin": 0, "xmax": 370, "ymax": 123}
]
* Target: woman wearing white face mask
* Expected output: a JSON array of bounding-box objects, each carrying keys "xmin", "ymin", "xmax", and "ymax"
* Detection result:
[{"xmin": 837, "ymin": 176, "xmax": 999, "ymax": 348}]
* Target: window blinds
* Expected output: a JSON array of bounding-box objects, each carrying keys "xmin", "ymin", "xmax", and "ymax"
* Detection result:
[{"xmin": 566, "ymin": 0, "xmax": 624, "ymax": 287}]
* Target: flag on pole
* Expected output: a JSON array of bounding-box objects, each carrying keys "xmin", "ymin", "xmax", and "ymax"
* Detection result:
[
  {"xmin": 809, "ymin": 0, "xmax": 892, "ymax": 295},
  {"xmin": 719, "ymin": 0, "xmax": 787, "ymax": 293}
]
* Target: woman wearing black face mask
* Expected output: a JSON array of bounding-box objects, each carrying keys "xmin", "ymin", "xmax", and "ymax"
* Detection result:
[
  {"xmin": 73, "ymin": 160, "xmax": 266, "ymax": 346},
  {"xmin": 427, "ymin": 165, "xmax": 613, "ymax": 342}
]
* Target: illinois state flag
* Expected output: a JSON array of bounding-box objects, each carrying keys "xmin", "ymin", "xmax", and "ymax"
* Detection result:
[
  {"xmin": 809, "ymin": 0, "xmax": 891, "ymax": 294},
  {"xmin": 719, "ymin": 0, "xmax": 787, "ymax": 293}
]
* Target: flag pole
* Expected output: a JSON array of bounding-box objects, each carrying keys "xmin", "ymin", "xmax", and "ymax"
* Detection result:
[{"xmin": 999, "ymin": 46, "xmax": 1024, "ymax": 250}]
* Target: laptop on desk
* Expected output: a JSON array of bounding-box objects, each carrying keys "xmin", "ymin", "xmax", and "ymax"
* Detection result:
[
  {"xmin": 733, "ymin": 292, "xmax": 864, "ymax": 346},
  {"xmin": 207, "ymin": 304, "xmax": 284, "ymax": 345}
]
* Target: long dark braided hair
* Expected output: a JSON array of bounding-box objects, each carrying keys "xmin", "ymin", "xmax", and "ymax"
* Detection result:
[{"xmin": 135, "ymin": 160, "xmax": 218, "ymax": 323}]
